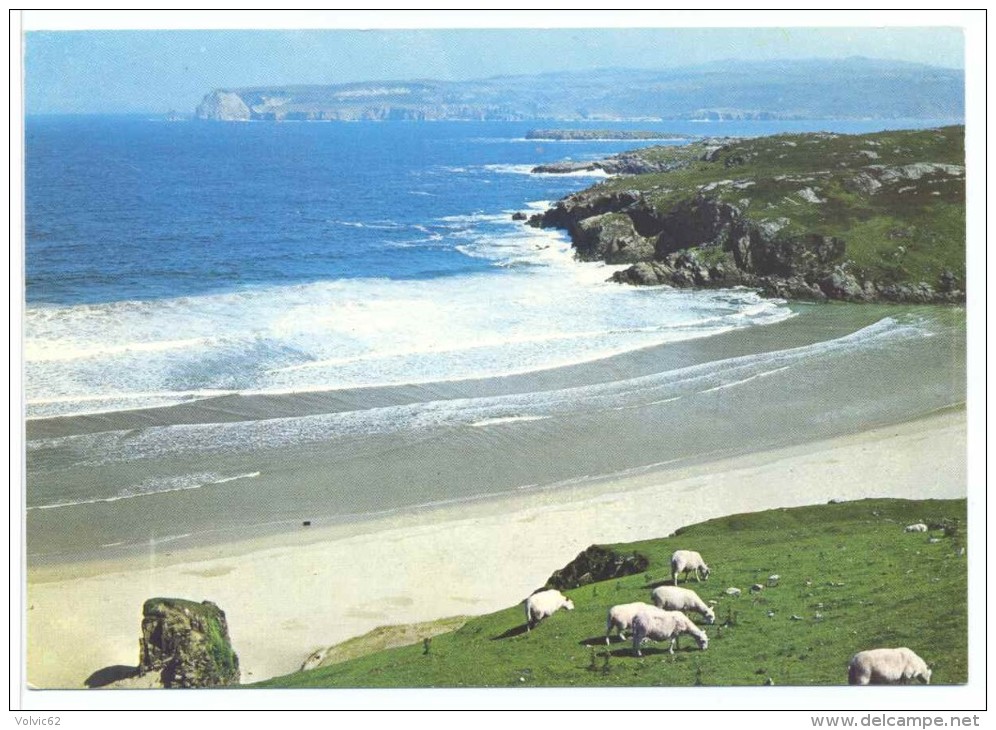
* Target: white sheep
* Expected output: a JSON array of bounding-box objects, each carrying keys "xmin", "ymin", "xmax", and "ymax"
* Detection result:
[
  {"xmin": 524, "ymin": 589, "xmax": 574, "ymax": 631},
  {"xmin": 605, "ymin": 602, "xmax": 654, "ymax": 644},
  {"xmin": 848, "ymin": 647, "xmax": 932, "ymax": 685},
  {"xmin": 650, "ymin": 586, "xmax": 716, "ymax": 624},
  {"xmin": 670, "ymin": 550, "xmax": 710, "ymax": 585},
  {"xmin": 631, "ymin": 606, "xmax": 708, "ymax": 657},
  {"xmin": 905, "ymin": 523, "xmax": 929, "ymax": 533}
]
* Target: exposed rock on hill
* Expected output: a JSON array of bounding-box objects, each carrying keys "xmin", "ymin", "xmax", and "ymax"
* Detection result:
[
  {"xmin": 529, "ymin": 126, "xmax": 965, "ymax": 303},
  {"xmin": 545, "ymin": 545, "xmax": 650, "ymax": 590}
]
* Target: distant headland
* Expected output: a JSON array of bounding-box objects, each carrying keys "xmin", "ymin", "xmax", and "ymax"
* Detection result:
[{"xmin": 194, "ymin": 59, "xmax": 964, "ymax": 123}]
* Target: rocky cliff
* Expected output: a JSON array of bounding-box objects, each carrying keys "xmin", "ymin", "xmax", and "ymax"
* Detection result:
[
  {"xmin": 195, "ymin": 91, "xmax": 251, "ymax": 121},
  {"xmin": 529, "ymin": 128, "xmax": 965, "ymax": 303}
]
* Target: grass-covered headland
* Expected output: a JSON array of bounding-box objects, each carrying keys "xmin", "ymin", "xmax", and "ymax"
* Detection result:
[
  {"xmin": 256, "ymin": 498, "xmax": 966, "ymax": 688},
  {"xmin": 529, "ymin": 126, "xmax": 965, "ymax": 303}
]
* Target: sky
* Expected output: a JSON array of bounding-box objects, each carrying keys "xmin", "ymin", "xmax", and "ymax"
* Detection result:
[{"xmin": 23, "ymin": 24, "xmax": 966, "ymax": 115}]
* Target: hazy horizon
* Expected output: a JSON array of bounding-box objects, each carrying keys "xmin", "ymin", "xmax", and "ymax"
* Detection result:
[{"xmin": 24, "ymin": 27, "xmax": 964, "ymax": 115}]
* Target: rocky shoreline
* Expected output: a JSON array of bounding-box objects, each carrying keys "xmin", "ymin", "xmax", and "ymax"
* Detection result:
[
  {"xmin": 524, "ymin": 130, "xmax": 965, "ymax": 304},
  {"xmin": 525, "ymin": 129, "xmax": 695, "ymax": 141}
]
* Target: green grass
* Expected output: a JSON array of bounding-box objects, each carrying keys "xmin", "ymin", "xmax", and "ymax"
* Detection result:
[
  {"xmin": 586, "ymin": 126, "xmax": 965, "ymax": 288},
  {"xmin": 254, "ymin": 498, "xmax": 967, "ymax": 688},
  {"xmin": 205, "ymin": 614, "xmax": 239, "ymax": 677}
]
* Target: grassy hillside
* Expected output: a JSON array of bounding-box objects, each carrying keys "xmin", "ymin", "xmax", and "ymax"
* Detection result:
[
  {"xmin": 256, "ymin": 498, "xmax": 967, "ymax": 688},
  {"xmin": 601, "ymin": 126, "xmax": 965, "ymax": 288}
]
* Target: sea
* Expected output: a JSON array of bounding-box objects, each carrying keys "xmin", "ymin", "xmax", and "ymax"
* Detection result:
[{"xmin": 23, "ymin": 117, "xmax": 966, "ymax": 562}]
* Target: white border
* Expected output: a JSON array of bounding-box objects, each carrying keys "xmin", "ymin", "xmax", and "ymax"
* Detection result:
[{"xmin": 9, "ymin": 8, "xmax": 988, "ymax": 718}]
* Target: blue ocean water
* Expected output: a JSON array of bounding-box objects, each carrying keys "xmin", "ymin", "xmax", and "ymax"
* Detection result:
[{"xmin": 24, "ymin": 116, "xmax": 948, "ymax": 418}]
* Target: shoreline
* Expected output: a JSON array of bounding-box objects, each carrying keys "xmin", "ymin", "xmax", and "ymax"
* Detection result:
[{"xmin": 26, "ymin": 407, "xmax": 966, "ymax": 688}]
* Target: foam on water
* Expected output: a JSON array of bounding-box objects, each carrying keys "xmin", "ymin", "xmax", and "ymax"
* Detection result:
[
  {"xmin": 24, "ymin": 208, "xmax": 794, "ymax": 419},
  {"xmin": 27, "ymin": 471, "xmax": 260, "ymax": 511},
  {"xmin": 27, "ymin": 316, "xmax": 933, "ymax": 469}
]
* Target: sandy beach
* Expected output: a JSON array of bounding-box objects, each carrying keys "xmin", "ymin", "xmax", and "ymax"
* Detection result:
[{"xmin": 26, "ymin": 408, "xmax": 965, "ymax": 689}]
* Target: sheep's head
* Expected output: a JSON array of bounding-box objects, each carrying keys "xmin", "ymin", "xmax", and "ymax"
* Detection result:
[
  {"xmin": 703, "ymin": 607, "xmax": 716, "ymax": 624},
  {"xmin": 921, "ymin": 666, "xmax": 933, "ymax": 684},
  {"xmin": 700, "ymin": 565, "xmax": 711, "ymax": 580},
  {"xmin": 697, "ymin": 634, "xmax": 709, "ymax": 650},
  {"xmin": 564, "ymin": 598, "xmax": 575, "ymax": 611}
]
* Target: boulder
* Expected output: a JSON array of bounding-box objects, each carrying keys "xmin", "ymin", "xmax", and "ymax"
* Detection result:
[
  {"xmin": 139, "ymin": 598, "xmax": 240, "ymax": 688},
  {"xmin": 610, "ymin": 261, "xmax": 662, "ymax": 286},
  {"xmin": 759, "ymin": 276, "xmax": 827, "ymax": 301},
  {"xmin": 545, "ymin": 545, "xmax": 650, "ymax": 590},
  {"xmin": 819, "ymin": 266, "xmax": 867, "ymax": 301},
  {"xmin": 574, "ymin": 212, "xmax": 655, "ymax": 263}
]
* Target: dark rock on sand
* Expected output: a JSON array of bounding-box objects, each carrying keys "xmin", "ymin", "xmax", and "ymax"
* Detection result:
[
  {"xmin": 545, "ymin": 545, "xmax": 650, "ymax": 590},
  {"xmin": 138, "ymin": 598, "xmax": 240, "ymax": 688}
]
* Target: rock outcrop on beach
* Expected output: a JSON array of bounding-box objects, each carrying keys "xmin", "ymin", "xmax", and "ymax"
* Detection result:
[
  {"xmin": 528, "ymin": 127, "xmax": 966, "ymax": 303},
  {"xmin": 194, "ymin": 59, "xmax": 963, "ymax": 122},
  {"xmin": 545, "ymin": 545, "xmax": 650, "ymax": 590},
  {"xmin": 137, "ymin": 598, "xmax": 240, "ymax": 688},
  {"xmin": 85, "ymin": 597, "xmax": 240, "ymax": 689}
]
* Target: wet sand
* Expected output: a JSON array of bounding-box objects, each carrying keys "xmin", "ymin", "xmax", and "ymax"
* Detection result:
[
  {"xmin": 26, "ymin": 408, "xmax": 966, "ymax": 688},
  {"xmin": 25, "ymin": 304, "xmax": 966, "ymax": 563}
]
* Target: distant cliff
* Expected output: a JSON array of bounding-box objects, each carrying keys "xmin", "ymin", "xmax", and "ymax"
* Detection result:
[
  {"xmin": 528, "ymin": 126, "xmax": 965, "ymax": 303},
  {"xmin": 195, "ymin": 59, "xmax": 964, "ymax": 122}
]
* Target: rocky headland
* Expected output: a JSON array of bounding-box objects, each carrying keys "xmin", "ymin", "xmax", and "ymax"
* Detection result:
[
  {"xmin": 193, "ymin": 60, "xmax": 963, "ymax": 123},
  {"xmin": 528, "ymin": 127, "xmax": 965, "ymax": 303}
]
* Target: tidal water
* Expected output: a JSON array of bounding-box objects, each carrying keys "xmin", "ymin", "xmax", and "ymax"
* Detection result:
[{"xmin": 24, "ymin": 117, "xmax": 964, "ymax": 561}]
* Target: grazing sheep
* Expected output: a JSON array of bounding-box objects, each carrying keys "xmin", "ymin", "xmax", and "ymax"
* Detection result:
[
  {"xmin": 524, "ymin": 589, "xmax": 574, "ymax": 631},
  {"xmin": 670, "ymin": 550, "xmax": 710, "ymax": 585},
  {"xmin": 905, "ymin": 523, "xmax": 929, "ymax": 533},
  {"xmin": 631, "ymin": 606, "xmax": 708, "ymax": 657},
  {"xmin": 848, "ymin": 648, "xmax": 932, "ymax": 685},
  {"xmin": 651, "ymin": 586, "xmax": 715, "ymax": 624},
  {"xmin": 605, "ymin": 602, "xmax": 653, "ymax": 644}
]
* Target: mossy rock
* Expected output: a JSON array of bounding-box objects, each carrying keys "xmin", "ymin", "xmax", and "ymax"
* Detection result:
[{"xmin": 140, "ymin": 597, "xmax": 240, "ymax": 688}]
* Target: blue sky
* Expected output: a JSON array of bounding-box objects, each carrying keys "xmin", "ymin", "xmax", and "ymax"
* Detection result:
[{"xmin": 24, "ymin": 27, "xmax": 965, "ymax": 114}]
